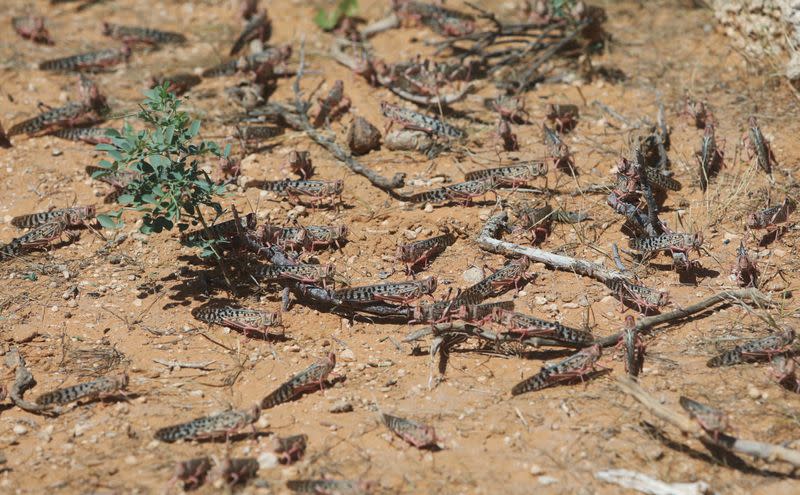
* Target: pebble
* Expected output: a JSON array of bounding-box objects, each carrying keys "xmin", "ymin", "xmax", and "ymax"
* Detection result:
[
  {"xmin": 529, "ymin": 464, "xmax": 544, "ymax": 476},
  {"xmin": 600, "ymin": 295, "xmax": 616, "ymax": 305},
  {"xmin": 747, "ymin": 385, "xmax": 762, "ymax": 400},
  {"xmin": 403, "ymin": 229, "xmax": 418, "ymax": 240},
  {"xmin": 73, "ymin": 422, "xmax": 92, "ymax": 437},
  {"xmin": 462, "ymin": 266, "xmax": 484, "ymax": 284},
  {"xmin": 38, "ymin": 425, "xmax": 54, "ymax": 442},
  {"xmin": 423, "ymin": 203, "xmax": 434, "ymax": 213},
  {"xmin": 12, "ymin": 425, "xmax": 28, "ymax": 435},
  {"xmin": 538, "ymin": 476, "xmax": 558, "ymax": 486},
  {"xmin": 534, "ymin": 295, "xmax": 548, "ymax": 306},
  {"xmin": 51, "ymin": 149, "xmax": 63, "ymax": 156},
  {"xmin": 340, "ymin": 349, "xmax": 356, "ymax": 362},
  {"xmin": 644, "ymin": 446, "xmax": 664, "ymax": 461},
  {"xmin": 346, "ymin": 116, "xmax": 381, "ymax": 155},
  {"xmin": 257, "ymin": 452, "xmax": 279, "ymax": 469},
  {"xmin": 330, "ymin": 400, "xmax": 353, "ymax": 413}
]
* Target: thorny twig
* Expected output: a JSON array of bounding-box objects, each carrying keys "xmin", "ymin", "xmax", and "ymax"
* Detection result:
[
  {"xmin": 616, "ymin": 376, "xmax": 800, "ymax": 468},
  {"xmin": 596, "ymin": 288, "xmax": 773, "ymax": 347}
]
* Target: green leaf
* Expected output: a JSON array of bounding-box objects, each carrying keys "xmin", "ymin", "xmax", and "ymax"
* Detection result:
[
  {"xmin": 341, "ymin": 0, "xmax": 358, "ymax": 16},
  {"xmin": 314, "ymin": 9, "xmax": 337, "ymax": 30},
  {"xmin": 97, "ymin": 214, "xmax": 123, "ymax": 230},
  {"xmin": 315, "ymin": 0, "xmax": 357, "ymax": 30},
  {"xmin": 188, "ymin": 120, "xmax": 201, "ymax": 138},
  {"xmin": 117, "ymin": 194, "xmax": 135, "ymax": 205},
  {"xmin": 96, "ymin": 143, "xmax": 117, "ymax": 152}
]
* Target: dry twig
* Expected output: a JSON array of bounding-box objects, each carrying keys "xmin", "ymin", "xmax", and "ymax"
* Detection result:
[
  {"xmin": 596, "ymin": 289, "xmax": 773, "ymax": 346},
  {"xmin": 291, "ymin": 41, "xmax": 405, "ymax": 195},
  {"xmin": 475, "ymin": 211, "xmax": 628, "ymax": 283},
  {"xmin": 595, "ymin": 469, "xmax": 711, "ymax": 495},
  {"xmin": 616, "ymin": 376, "xmax": 800, "ymax": 468}
]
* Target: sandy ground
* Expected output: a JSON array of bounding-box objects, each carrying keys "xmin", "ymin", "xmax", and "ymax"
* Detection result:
[{"xmin": 1, "ymin": 0, "xmax": 800, "ymax": 494}]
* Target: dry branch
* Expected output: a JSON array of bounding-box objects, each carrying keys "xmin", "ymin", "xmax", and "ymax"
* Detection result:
[
  {"xmin": 329, "ymin": 40, "xmax": 474, "ymax": 105},
  {"xmin": 289, "ymin": 41, "xmax": 405, "ymax": 195},
  {"xmin": 403, "ymin": 321, "xmax": 574, "ymax": 348},
  {"xmin": 476, "ymin": 211, "xmax": 628, "ymax": 283},
  {"xmin": 596, "ymin": 289, "xmax": 774, "ymax": 347},
  {"xmin": 616, "ymin": 376, "xmax": 800, "ymax": 468},
  {"xmin": 595, "ymin": 469, "xmax": 711, "ymax": 495}
]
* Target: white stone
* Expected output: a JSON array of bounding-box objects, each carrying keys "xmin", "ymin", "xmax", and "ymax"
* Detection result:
[
  {"xmin": 462, "ymin": 266, "xmax": 484, "ymax": 284},
  {"xmin": 529, "ymin": 464, "xmax": 544, "ymax": 476},
  {"xmin": 538, "ymin": 476, "xmax": 558, "ymax": 485},
  {"xmin": 258, "ymin": 452, "xmax": 279, "ymax": 469}
]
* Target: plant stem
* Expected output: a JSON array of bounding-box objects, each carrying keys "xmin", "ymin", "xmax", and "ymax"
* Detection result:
[{"xmin": 194, "ymin": 207, "xmax": 234, "ymax": 292}]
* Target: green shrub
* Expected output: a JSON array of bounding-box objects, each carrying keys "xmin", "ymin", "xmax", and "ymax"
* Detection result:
[{"xmin": 93, "ymin": 84, "xmax": 230, "ymax": 256}]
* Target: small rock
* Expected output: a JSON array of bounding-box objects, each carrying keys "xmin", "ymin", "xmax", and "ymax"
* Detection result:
[
  {"xmin": 384, "ymin": 129, "xmax": 432, "ymax": 152},
  {"xmin": 423, "ymin": 203, "xmax": 434, "ymax": 213},
  {"xmin": 747, "ymin": 385, "xmax": 761, "ymax": 400},
  {"xmin": 330, "ymin": 400, "xmax": 353, "ymax": 413},
  {"xmin": 346, "ymin": 117, "xmax": 381, "ymax": 155},
  {"xmin": 340, "ymin": 349, "xmax": 356, "ymax": 362},
  {"xmin": 529, "ymin": 464, "xmax": 544, "ymax": 476},
  {"xmin": 12, "ymin": 424, "xmax": 28, "ymax": 435},
  {"xmin": 38, "ymin": 425, "xmax": 54, "ymax": 442},
  {"xmin": 644, "ymin": 446, "xmax": 664, "ymax": 461},
  {"xmin": 462, "ymin": 266, "xmax": 484, "ymax": 284},
  {"xmin": 403, "ymin": 229, "xmax": 418, "ymax": 240},
  {"xmin": 600, "ymin": 295, "xmax": 616, "ymax": 305},
  {"xmin": 124, "ymin": 455, "xmax": 137, "ymax": 465},
  {"xmin": 257, "ymin": 452, "xmax": 279, "ymax": 469},
  {"xmin": 768, "ymin": 280, "xmax": 787, "ymax": 292},
  {"xmin": 535, "ymin": 295, "xmax": 548, "ymax": 306},
  {"xmin": 538, "ymin": 476, "xmax": 558, "ymax": 486},
  {"xmin": 73, "ymin": 422, "xmax": 92, "ymax": 437},
  {"xmin": 51, "ymin": 149, "xmax": 62, "ymax": 156}
]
